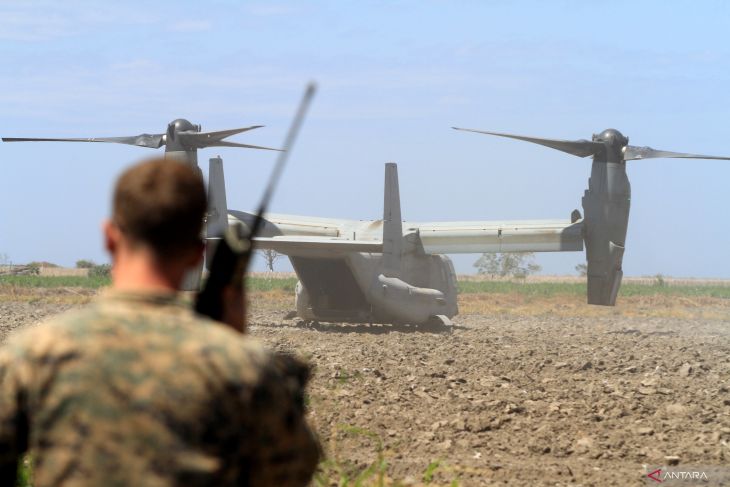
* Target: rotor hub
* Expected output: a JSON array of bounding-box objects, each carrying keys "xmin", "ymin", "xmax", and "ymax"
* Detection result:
[
  {"xmin": 593, "ymin": 128, "xmax": 628, "ymax": 162},
  {"xmin": 170, "ymin": 119, "xmax": 198, "ymax": 133},
  {"xmin": 165, "ymin": 119, "xmax": 200, "ymax": 152}
]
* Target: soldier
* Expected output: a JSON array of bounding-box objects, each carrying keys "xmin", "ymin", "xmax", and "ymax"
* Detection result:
[{"xmin": 0, "ymin": 158, "xmax": 320, "ymax": 486}]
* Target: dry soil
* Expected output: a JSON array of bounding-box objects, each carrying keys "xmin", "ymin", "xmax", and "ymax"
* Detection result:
[{"xmin": 2, "ymin": 289, "xmax": 729, "ymax": 486}]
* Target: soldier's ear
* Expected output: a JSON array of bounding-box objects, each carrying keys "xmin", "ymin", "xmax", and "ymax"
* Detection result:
[{"xmin": 103, "ymin": 219, "xmax": 121, "ymax": 258}]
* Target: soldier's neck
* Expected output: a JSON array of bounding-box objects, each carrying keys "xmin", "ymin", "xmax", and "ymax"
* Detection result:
[{"xmin": 111, "ymin": 251, "xmax": 183, "ymax": 293}]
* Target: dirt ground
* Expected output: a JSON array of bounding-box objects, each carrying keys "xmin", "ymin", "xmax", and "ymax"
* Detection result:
[{"xmin": 2, "ymin": 289, "xmax": 729, "ymax": 486}]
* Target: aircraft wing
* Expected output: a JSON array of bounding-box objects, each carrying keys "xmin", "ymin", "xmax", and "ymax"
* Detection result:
[
  {"xmin": 253, "ymin": 236, "xmax": 383, "ymax": 257},
  {"xmin": 414, "ymin": 219, "xmax": 584, "ymax": 254},
  {"xmin": 229, "ymin": 210, "xmax": 355, "ymax": 237},
  {"xmin": 232, "ymin": 211, "xmax": 584, "ymax": 255}
]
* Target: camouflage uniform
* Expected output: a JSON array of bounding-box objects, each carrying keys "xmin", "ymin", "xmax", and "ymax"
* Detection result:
[{"xmin": 0, "ymin": 290, "xmax": 320, "ymax": 486}]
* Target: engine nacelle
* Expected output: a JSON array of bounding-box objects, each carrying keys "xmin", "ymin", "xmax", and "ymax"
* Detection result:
[{"xmin": 582, "ymin": 158, "xmax": 630, "ymax": 305}]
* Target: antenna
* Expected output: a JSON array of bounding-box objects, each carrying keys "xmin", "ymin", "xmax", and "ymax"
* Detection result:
[
  {"xmin": 245, "ymin": 82, "xmax": 317, "ymax": 269},
  {"xmin": 195, "ymin": 82, "xmax": 317, "ymax": 322}
]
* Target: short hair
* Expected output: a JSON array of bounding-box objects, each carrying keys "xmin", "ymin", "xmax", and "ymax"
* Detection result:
[{"xmin": 112, "ymin": 158, "xmax": 206, "ymax": 258}]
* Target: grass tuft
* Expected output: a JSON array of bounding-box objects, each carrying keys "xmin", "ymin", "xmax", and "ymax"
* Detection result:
[
  {"xmin": 422, "ymin": 460, "xmax": 441, "ymax": 483},
  {"xmin": 16, "ymin": 454, "xmax": 32, "ymax": 487}
]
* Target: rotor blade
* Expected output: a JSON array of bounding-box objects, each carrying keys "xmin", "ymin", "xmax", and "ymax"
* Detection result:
[
  {"xmin": 2, "ymin": 134, "xmax": 165, "ymax": 149},
  {"xmin": 196, "ymin": 125, "xmax": 264, "ymax": 140},
  {"xmin": 248, "ymin": 82, "xmax": 317, "ymax": 243},
  {"xmin": 177, "ymin": 125, "xmax": 265, "ymax": 146},
  {"xmin": 206, "ymin": 140, "xmax": 283, "ymax": 151},
  {"xmin": 452, "ymin": 127, "xmax": 603, "ymax": 158},
  {"xmin": 624, "ymin": 145, "xmax": 730, "ymax": 161}
]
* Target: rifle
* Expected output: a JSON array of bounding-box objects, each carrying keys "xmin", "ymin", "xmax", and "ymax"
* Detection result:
[{"xmin": 195, "ymin": 83, "xmax": 317, "ymax": 329}]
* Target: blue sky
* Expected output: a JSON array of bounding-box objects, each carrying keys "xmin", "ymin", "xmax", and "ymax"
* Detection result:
[{"xmin": 1, "ymin": 0, "xmax": 729, "ymax": 277}]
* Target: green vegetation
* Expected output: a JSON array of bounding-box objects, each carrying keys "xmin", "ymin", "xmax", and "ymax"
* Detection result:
[
  {"xmin": 0, "ymin": 275, "xmax": 111, "ymax": 288},
  {"xmin": 0, "ymin": 275, "xmax": 298, "ymax": 291},
  {"xmin": 12, "ymin": 446, "xmax": 462, "ymax": 487},
  {"xmin": 457, "ymin": 279, "xmax": 730, "ymax": 299},
  {"xmin": 75, "ymin": 260, "xmax": 111, "ymax": 278},
  {"xmin": 88, "ymin": 264, "xmax": 111, "ymax": 278},
  {"xmin": 245, "ymin": 276, "xmax": 298, "ymax": 292},
  {"xmin": 313, "ymin": 424, "xmax": 461, "ymax": 486},
  {"xmin": 315, "ymin": 424, "xmax": 388, "ymax": 487},
  {"xmin": 75, "ymin": 259, "xmax": 96, "ymax": 269},
  {"xmin": 16, "ymin": 455, "xmax": 31, "ymax": 487},
  {"xmin": 2, "ymin": 273, "xmax": 728, "ymax": 300},
  {"xmin": 474, "ymin": 252, "xmax": 541, "ymax": 279},
  {"xmin": 26, "ymin": 261, "xmax": 58, "ymax": 268},
  {"xmin": 422, "ymin": 460, "xmax": 441, "ymax": 483}
]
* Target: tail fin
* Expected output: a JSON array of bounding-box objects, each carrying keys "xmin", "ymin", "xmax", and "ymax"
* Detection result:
[
  {"xmin": 382, "ymin": 162, "xmax": 402, "ymax": 277},
  {"xmin": 206, "ymin": 156, "xmax": 229, "ymax": 270}
]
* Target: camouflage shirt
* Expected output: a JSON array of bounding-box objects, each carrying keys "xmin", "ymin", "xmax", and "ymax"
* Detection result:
[{"xmin": 0, "ymin": 290, "xmax": 320, "ymax": 486}]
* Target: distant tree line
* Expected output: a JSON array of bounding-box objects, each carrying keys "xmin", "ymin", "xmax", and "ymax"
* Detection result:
[
  {"xmin": 473, "ymin": 252, "xmax": 541, "ymax": 279},
  {"xmin": 76, "ymin": 260, "xmax": 111, "ymax": 278}
]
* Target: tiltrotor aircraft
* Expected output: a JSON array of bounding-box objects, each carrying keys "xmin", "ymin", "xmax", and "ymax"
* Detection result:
[{"xmin": 5, "ymin": 124, "xmax": 730, "ymax": 326}]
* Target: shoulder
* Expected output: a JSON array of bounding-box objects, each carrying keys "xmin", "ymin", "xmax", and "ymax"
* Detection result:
[
  {"xmin": 179, "ymin": 315, "xmax": 276, "ymax": 380},
  {"xmin": 0, "ymin": 296, "xmax": 278, "ymax": 384},
  {"xmin": 172, "ymin": 314, "xmax": 307, "ymax": 392}
]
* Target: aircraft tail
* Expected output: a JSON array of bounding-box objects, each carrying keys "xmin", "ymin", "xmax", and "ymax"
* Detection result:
[
  {"xmin": 369, "ymin": 162, "xmax": 452, "ymax": 325},
  {"xmin": 180, "ymin": 156, "xmax": 228, "ymax": 289},
  {"xmin": 382, "ymin": 162, "xmax": 402, "ymax": 277},
  {"xmin": 206, "ymin": 156, "xmax": 229, "ymax": 270}
]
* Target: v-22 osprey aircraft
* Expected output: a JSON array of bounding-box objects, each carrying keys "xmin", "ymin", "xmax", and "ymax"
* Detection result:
[{"xmin": 7, "ymin": 122, "xmax": 729, "ymax": 327}]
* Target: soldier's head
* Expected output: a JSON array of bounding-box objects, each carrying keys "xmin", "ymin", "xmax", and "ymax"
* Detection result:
[{"xmin": 104, "ymin": 158, "xmax": 206, "ymax": 289}]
